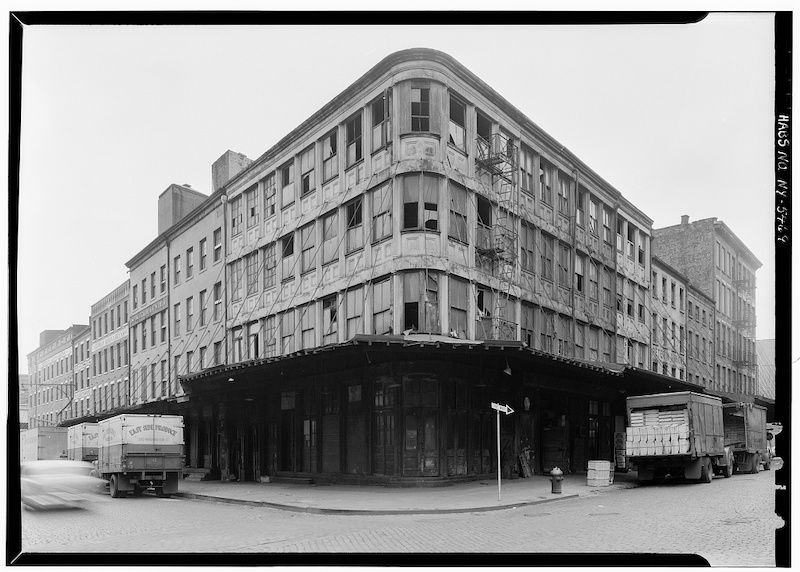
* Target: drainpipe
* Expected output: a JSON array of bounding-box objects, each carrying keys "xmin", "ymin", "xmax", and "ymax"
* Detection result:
[
  {"xmin": 222, "ymin": 194, "xmax": 229, "ymax": 365},
  {"xmin": 166, "ymin": 237, "xmax": 172, "ymax": 399},
  {"xmin": 571, "ymin": 168, "xmax": 579, "ymax": 350}
]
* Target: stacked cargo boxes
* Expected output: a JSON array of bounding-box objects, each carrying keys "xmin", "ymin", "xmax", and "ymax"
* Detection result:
[
  {"xmin": 586, "ymin": 460, "xmax": 613, "ymax": 487},
  {"xmin": 625, "ymin": 408, "xmax": 691, "ymax": 456}
]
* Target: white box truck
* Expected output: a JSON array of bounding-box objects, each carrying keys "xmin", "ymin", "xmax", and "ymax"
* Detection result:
[
  {"xmin": 98, "ymin": 414, "xmax": 184, "ymax": 498},
  {"xmin": 20, "ymin": 427, "xmax": 68, "ymax": 463},
  {"xmin": 67, "ymin": 423, "xmax": 99, "ymax": 462},
  {"xmin": 625, "ymin": 392, "xmax": 733, "ymax": 483}
]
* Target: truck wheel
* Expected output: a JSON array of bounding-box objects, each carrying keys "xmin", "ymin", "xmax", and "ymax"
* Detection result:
[
  {"xmin": 749, "ymin": 453, "xmax": 760, "ymax": 474},
  {"xmin": 722, "ymin": 456, "xmax": 733, "ymax": 478},
  {"xmin": 156, "ymin": 488, "xmax": 171, "ymax": 498},
  {"xmin": 764, "ymin": 459, "xmax": 772, "ymax": 471},
  {"xmin": 700, "ymin": 459, "xmax": 713, "ymax": 484},
  {"xmin": 110, "ymin": 475, "xmax": 122, "ymax": 498}
]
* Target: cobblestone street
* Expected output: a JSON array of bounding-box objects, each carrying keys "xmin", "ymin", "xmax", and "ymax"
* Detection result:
[{"xmin": 20, "ymin": 471, "xmax": 780, "ymax": 565}]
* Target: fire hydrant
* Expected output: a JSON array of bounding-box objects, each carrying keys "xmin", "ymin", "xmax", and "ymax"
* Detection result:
[{"xmin": 550, "ymin": 467, "xmax": 564, "ymax": 494}]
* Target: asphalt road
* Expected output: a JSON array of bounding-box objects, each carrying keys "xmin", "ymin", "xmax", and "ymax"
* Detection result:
[{"xmin": 18, "ymin": 470, "xmax": 781, "ymax": 565}]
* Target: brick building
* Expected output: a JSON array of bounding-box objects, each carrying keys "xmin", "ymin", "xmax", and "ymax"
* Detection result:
[
  {"xmin": 685, "ymin": 284, "xmax": 715, "ymax": 390},
  {"xmin": 649, "ymin": 256, "xmax": 686, "ymax": 380},
  {"xmin": 125, "ymin": 183, "xmax": 227, "ymax": 413},
  {"xmin": 87, "ymin": 281, "xmax": 130, "ymax": 416},
  {"xmin": 27, "ymin": 325, "xmax": 89, "ymax": 427},
  {"xmin": 71, "ymin": 326, "xmax": 92, "ymax": 419},
  {"xmin": 652, "ymin": 215, "xmax": 760, "ymax": 397}
]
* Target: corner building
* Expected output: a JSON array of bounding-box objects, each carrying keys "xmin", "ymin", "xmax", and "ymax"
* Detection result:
[{"xmin": 174, "ymin": 49, "xmax": 662, "ymax": 483}]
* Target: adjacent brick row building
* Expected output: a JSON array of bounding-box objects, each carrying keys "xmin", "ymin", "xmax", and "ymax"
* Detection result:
[{"xmin": 24, "ymin": 49, "xmax": 765, "ymax": 483}]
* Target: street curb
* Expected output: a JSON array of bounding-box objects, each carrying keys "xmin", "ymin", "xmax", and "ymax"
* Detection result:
[{"xmin": 174, "ymin": 491, "xmax": 580, "ymax": 515}]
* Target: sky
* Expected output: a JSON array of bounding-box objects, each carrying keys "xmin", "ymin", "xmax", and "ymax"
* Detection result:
[{"xmin": 15, "ymin": 14, "xmax": 777, "ymax": 373}]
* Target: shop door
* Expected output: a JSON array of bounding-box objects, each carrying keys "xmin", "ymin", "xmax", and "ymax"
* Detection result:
[
  {"xmin": 402, "ymin": 375, "xmax": 439, "ymax": 477},
  {"xmin": 321, "ymin": 386, "xmax": 340, "ymax": 473},
  {"xmin": 403, "ymin": 412, "xmax": 438, "ymax": 476},
  {"xmin": 598, "ymin": 401, "xmax": 613, "ymax": 461},
  {"xmin": 445, "ymin": 381, "xmax": 468, "ymax": 476},
  {"xmin": 302, "ymin": 389, "xmax": 318, "ymax": 474},
  {"xmin": 279, "ymin": 392, "xmax": 296, "ymax": 472},
  {"xmin": 540, "ymin": 393, "xmax": 569, "ymax": 473},
  {"xmin": 345, "ymin": 384, "xmax": 367, "ymax": 474},
  {"xmin": 373, "ymin": 379, "xmax": 398, "ymax": 476},
  {"xmin": 468, "ymin": 386, "xmax": 493, "ymax": 475}
]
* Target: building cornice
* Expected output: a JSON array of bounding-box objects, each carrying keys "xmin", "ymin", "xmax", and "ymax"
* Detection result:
[{"xmin": 217, "ymin": 48, "xmax": 653, "ymax": 226}]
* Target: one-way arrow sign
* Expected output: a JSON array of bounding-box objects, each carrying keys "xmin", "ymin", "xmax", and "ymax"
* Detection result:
[{"xmin": 491, "ymin": 402, "xmax": 514, "ymax": 415}]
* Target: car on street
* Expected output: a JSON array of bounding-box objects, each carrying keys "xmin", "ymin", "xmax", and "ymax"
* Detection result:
[{"xmin": 21, "ymin": 460, "xmax": 105, "ymax": 511}]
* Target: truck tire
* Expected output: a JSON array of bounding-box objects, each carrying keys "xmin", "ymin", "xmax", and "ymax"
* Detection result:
[
  {"xmin": 110, "ymin": 475, "xmax": 122, "ymax": 498},
  {"xmin": 722, "ymin": 455, "xmax": 733, "ymax": 478},
  {"xmin": 156, "ymin": 488, "xmax": 171, "ymax": 499},
  {"xmin": 700, "ymin": 459, "xmax": 713, "ymax": 483},
  {"xmin": 764, "ymin": 458, "xmax": 772, "ymax": 471}
]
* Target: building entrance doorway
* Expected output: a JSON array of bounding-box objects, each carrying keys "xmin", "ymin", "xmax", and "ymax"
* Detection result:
[{"xmin": 402, "ymin": 375, "xmax": 439, "ymax": 477}]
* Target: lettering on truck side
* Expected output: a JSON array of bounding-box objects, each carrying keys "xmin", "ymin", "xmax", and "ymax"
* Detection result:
[{"xmin": 128, "ymin": 425, "xmax": 178, "ymax": 437}]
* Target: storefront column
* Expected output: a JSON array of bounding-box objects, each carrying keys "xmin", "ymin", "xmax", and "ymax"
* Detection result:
[{"xmin": 217, "ymin": 403, "xmax": 230, "ymax": 481}]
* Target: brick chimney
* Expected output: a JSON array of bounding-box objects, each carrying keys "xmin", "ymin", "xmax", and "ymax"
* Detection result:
[
  {"xmin": 158, "ymin": 184, "xmax": 208, "ymax": 234},
  {"xmin": 211, "ymin": 150, "xmax": 253, "ymax": 193},
  {"xmin": 681, "ymin": 215, "xmax": 690, "ymax": 225}
]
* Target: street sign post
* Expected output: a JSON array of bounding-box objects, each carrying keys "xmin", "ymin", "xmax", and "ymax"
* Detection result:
[{"xmin": 491, "ymin": 402, "xmax": 514, "ymax": 501}]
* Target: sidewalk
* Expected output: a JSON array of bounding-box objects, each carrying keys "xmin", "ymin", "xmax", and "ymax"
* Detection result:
[{"xmin": 175, "ymin": 472, "xmax": 639, "ymax": 515}]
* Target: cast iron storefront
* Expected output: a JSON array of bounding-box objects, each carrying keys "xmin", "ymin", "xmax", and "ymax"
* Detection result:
[{"xmin": 178, "ymin": 336, "xmax": 643, "ymax": 484}]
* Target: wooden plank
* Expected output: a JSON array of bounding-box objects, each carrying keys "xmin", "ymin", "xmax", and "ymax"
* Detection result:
[{"xmin": 518, "ymin": 453, "xmax": 532, "ymax": 478}]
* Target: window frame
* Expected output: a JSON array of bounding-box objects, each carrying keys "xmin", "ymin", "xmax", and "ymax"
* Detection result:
[
  {"xmin": 372, "ymin": 278, "xmax": 393, "ymax": 335},
  {"xmin": 345, "ymin": 112, "xmax": 363, "ymax": 168},
  {"xmin": 410, "ymin": 87, "xmax": 430, "ymax": 132},
  {"xmin": 300, "ymin": 222, "xmax": 316, "ymax": 274},
  {"xmin": 402, "ymin": 172, "xmax": 440, "ymax": 232},
  {"xmin": 447, "ymin": 181, "xmax": 468, "ymax": 244},
  {"xmin": 280, "ymin": 161, "xmax": 295, "ymax": 208},
  {"xmin": 371, "ymin": 183, "xmax": 393, "ymax": 244},
  {"xmin": 299, "ymin": 145, "xmax": 316, "ymax": 197},
  {"xmin": 321, "ymin": 130, "xmax": 338, "ymax": 182},
  {"xmin": 371, "ymin": 90, "xmax": 392, "ymax": 153},
  {"xmin": 447, "ymin": 93, "xmax": 466, "ymax": 151},
  {"xmin": 345, "ymin": 197, "xmax": 364, "ymax": 253}
]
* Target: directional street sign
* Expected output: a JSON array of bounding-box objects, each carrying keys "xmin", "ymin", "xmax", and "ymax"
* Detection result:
[
  {"xmin": 491, "ymin": 402, "xmax": 515, "ymax": 502},
  {"xmin": 491, "ymin": 402, "xmax": 514, "ymax": 415}
]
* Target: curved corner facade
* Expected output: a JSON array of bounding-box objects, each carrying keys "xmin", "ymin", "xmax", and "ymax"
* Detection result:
[{"xmin": 219, "ymin": 53, "xmax": 652, "ymax": 368}]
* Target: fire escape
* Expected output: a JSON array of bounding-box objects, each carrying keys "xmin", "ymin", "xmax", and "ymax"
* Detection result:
[
  {"xmin": 732, "ymin": 274, "xmax": 756, "ymax": 369},
  {"xmin": 475, "ymin": 132, "xmax": 519, "ymax": 341}
]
